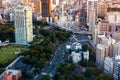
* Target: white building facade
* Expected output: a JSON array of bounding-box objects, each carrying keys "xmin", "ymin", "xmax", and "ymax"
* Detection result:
[{"xmin": 14, "ymin": 5, "xmax": 33, "ymax": 45}]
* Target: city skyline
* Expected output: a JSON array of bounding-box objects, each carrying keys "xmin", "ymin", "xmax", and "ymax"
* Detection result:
[{"xmin": 0, "ymin": 0, "xmax": 120, "ymax": 80}]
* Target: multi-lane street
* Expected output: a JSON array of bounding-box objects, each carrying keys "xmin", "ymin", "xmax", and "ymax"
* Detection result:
[{"xmin": 34, "ymin": 37, "xmax": 70, "ymax": 80}]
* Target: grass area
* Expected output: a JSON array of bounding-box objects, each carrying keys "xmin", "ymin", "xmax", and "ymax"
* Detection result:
[{"xmin": 0, "ymin": 46, "xmax": 27, "ymax": 68}]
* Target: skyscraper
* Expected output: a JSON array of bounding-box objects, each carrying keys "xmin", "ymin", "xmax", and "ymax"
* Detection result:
[
  {"xmin": 87, "ymin": 0, "xmax": 98, "ymax": 24},
  {"xmin": 14, "ymin": 5, "xmax": 33, "ymax": 45},
  {"xmin": 96, "ymin": 44, "xmax": 108, "ymax": 69},
  {"xmin": 41, "ymin": 0, "xmax": 52, "ymax": 17}
]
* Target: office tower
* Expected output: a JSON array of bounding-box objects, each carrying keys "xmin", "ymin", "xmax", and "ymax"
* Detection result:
[
  {"xmin": 114, "ymin": 55, "xmax": 120, "ymax": 80},
  {"xmin": 41, "ymin": 0, "xmax": 52, "ymax": 17},
  {"xmin": 104, "ymin": 57, "xmax": 114, "ymax": 75},
  {"xmin": 89, "ymin": 8, "xmax": 97, "ymax": 44},
  {"xmin": 96, "ymin": 44, "xmax": 108, "ymax": 69},
  {"xmin": 87, "ymin": 0, "xmax": 98, "ymax": 24},
  {"xmin": 14, "ymin": 5, "xmax": 33, "ymax": 45},
  {"xmin": 88, "ymin": 8, "xmax": 96, "ymax": 32},
  {"xmin": 41, "ymin": 0, "xmax": 53, "ymax": 22}
]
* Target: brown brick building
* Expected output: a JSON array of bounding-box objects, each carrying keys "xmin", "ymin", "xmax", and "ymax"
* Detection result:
[{"xmin": 2, "ymin": 69, "xmax": 22, "ymax": 80}]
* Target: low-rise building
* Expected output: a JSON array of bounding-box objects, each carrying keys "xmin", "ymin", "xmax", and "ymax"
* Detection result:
[
  {"xmin": 71, "ymin": 51, "xmax": 81, "ymax": 63},
  {"xmin": 71, "ymin": 50, "xmax": 89, "ymax": 63},
  {"xmin": 2, "ymin": 69, "xmax": 22, "ymax": 80},
  {"xmin": 83, "ymin": 50, "xmax": 89, "ymax": 60}
]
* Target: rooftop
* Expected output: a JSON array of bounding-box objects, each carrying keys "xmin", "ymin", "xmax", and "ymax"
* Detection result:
[
  {"xmin": 97, "ymin": 44, "xmax": 108, "ymax": 49},
  {"xmin": 5, "ymin": 69, "xmax": 20, "ymax": 75}
]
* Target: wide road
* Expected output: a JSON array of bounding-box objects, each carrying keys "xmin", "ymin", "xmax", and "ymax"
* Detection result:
[{"xmin": 33, "ymin": 41, "xmax": 68, "ymax": 80}]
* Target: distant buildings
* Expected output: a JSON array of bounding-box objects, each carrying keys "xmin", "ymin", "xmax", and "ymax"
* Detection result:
[
  {"xmin": 89, "ymin": 1, "xmax": 120, "ymax": 80},
  {"xmin": 2, "ymin": 69, "xmax": 21, "ymax": 80},
  {"xmin": 14, "ymin": 5, "xmax": 33, "ymax": 45}
]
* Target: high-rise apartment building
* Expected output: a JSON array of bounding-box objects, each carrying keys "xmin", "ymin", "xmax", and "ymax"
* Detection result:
[
  {"xmin": 96, "ymin": 44, "xmax": 108, "ymax": 69},
  {"xmin": 14, "ymin": 5, "xmax": 33, "ymax": 45},
  {"xmin": 88, "ymin": 8, "xmax": 96, "ymax": 32},
  {"xmin": 87, "ymin": 0, "xmax": 98, "ymax": 24}
]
